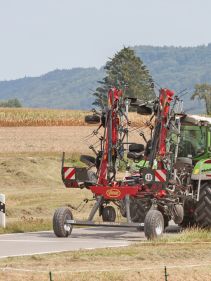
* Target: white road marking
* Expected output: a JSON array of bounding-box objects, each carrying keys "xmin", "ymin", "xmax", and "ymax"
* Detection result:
[
  {"xmin": 0, "ymin": 238, "xmax": 129, "ymax": 244},
  {"xmin": 0, "ymin": 244, "xmax": 129, "ymax": 260}
]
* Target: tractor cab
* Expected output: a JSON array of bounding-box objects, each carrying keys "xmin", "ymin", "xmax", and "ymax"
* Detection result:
[{"xmin": 179, "ymin": 115, "xmax": 211, "ymax": 162}]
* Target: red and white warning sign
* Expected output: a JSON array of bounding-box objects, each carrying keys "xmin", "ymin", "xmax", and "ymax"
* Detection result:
[
  {"xmin": 63, "ymin": 167, "xmax": 76, "ymax": 180},
  {"xmin": 154, "ymin": 169, "xmax": 167, "ymax": 182}
]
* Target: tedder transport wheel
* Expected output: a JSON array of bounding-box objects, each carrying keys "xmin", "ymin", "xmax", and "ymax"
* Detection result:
[
  {"xmin": 80, "ymin": 155, "xmax": 96, "ymax": 167},
  {"xmin": 195, "ymin": 182, "xmax": 211, "ymax": 227},
  {"xmin": 85, "ymin": 115, "xmax": 100, "ymax": 124},
  {"xmin": 173, "ymin": 204, "xmax": 184, "ymax": 224},
  {"xmin": 180, "ymin": 196, "xmax": 196, "ymax": 228},
  {"xmin": 130, "ymin": 198, "xmax": 146, "ymax": 223},
  {"xmin": 53, "ymin": 207, "xmax": 73, "ymax": 237},
  {"xmin": 102, "ymin": 206, "xmax": 116, "ymax": 222},
  {"xmin": 144, "ymin": 210, "xmax": 164, "ymax": 239},
  {"xmin": 129, "ymin": 143, "xmax": 144, "ymax": 153}
]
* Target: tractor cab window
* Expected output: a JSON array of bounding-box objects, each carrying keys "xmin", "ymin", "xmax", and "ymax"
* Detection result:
[{"xmin": 178, "ymin": 126, "xmax": 206, "ymax": 158}]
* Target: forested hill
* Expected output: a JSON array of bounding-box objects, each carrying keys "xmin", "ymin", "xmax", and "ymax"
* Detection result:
[
  {"xmin": 0, "ymin": 68, "xmax": 105, "ymax": 109},
  {"xmin": 0, "ymin": 44, "xmax": 211, "ymax": 110},
  {"xmin": 135, "ymin": 44, "xmax": 211, "ymax": 92}
]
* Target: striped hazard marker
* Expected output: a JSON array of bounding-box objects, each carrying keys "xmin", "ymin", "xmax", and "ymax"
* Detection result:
[
  {"xmin": 154, "ymin": 169, "xmax": 167, "ymax": 182},
  {"xmin": 63, "ymin": 167, "xmax": 76, "ymax": 180}
]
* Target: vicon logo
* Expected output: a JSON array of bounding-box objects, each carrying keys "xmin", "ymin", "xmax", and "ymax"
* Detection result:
[{"xmin": 106, "ymin": 189, "xmax": 121, "ymax": 198}]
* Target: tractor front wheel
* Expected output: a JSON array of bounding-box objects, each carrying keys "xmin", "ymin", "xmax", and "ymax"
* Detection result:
[
  {"xmin": 144, "ymin": 210, "xmax": 164, "ymax": 239},
  {"xmin": 53, "ymin": 207, "xmax": 73, "ymax": 237}
]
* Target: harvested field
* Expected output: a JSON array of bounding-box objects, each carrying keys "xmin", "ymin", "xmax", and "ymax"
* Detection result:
[
  {"xmin": 0, "ymin": 153, "xmax": 92, "ymax": 233},
  {"xmin": 0, "ymin": 123, "xmax": 150, "ymax": 232},
  {"xmin": 0, "ymin": 126, "xmax": 94, "ymax": 154},
  {"xmin": 0, "ymin": 126, "xmax": 148, "ymax": 154}
]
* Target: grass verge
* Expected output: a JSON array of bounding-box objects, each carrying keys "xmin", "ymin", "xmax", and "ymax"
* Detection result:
[{"xmin": 0, "ymin": 234, "xmax": 211, "ymax": 280}]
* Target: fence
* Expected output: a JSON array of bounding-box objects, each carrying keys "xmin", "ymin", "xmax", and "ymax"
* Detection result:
[
  {"xmin": 0, "ymin": 194, "xmax": 5, "ymax": 228},
  {"xmin": 0, "ymin": 263, "xmax": 210, "ymax": 280}
]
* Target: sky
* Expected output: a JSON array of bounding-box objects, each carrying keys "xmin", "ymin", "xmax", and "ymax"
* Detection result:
[{"xmin": 0, "ymin": 0, "xmax": 211, "ymax": 80}]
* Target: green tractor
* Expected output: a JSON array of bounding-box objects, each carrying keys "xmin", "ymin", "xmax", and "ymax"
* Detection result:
[
  {"xmin": 128, "ymin": 114, "xmax": 211, "ymax": 228},
  {"xmin": 177, "ymin": 115, "xmax": 211, "ymax": 227}
]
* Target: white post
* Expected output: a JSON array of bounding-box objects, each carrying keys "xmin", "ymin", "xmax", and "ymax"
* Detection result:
[{"xmin": 0, "ymin": 194, "xmax": 5, "ymax": 228}]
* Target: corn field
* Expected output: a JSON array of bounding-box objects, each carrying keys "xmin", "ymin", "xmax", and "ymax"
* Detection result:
[
  {"xmin": 0, "ymin": 108, "xmax": 148, "ymax": 127},
  {"xmin": 0, "ymin": 108, "xmax": 88, "ymax": 126}
]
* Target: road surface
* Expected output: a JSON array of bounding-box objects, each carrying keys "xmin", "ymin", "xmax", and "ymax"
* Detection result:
[{"xmin": 0, "ymin": 225, "xmax": 180, "ymax": 259}]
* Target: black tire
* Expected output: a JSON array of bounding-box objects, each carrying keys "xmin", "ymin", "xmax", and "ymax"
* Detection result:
[
  {"xmin": 195, "ymin": 182, "xmax": 211, "ymax": 227},
  {"xmin": 102, "ymin": 206, "xmax": 116, "ymax": 222},
  {"xmin": 119, "ymin": 200, "xmax": 126, "ymax": 218},
  {"xmin": 130, "ymin": 198, "xmax": 146, "ymax": 223},
  {"xmin": 180, "ymin": 196, "xmax": 196, "ymax": 228},
  {"xmin": 144, "ymin": 210, "xmax": 164, "ymax": 239},
  {"xmin": 129, "ymin": 143, "xmax": 145, "ymax": 153},
  {"xmin": 53, "ymin": 207, "xmax": 73, "ymax": 237},
  {"xmin": 173, "ymin": 204, "xmax": 184, "ymax": 224},
  {"xmin": 85, "ymin": 115, "xmax": 100, "ymax": 124},
  {"xmin": 137, "ymin": 105, "xmax": 152, "ymax": 115},
  {"xmin": 163, "ymin": 214, "xmax": 169, "ymax": 229},
  {"xmin": 80, "ymin": 155, "xmax": 96, "ymax": 167},
  {"xmin": 127, "ymin": 151, "xmax": 143, "ymax": 161}
]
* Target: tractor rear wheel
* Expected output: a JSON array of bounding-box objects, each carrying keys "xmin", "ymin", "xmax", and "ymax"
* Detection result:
[
  {"xmin": 195, "ymin": 182, "xmax": 211, "ymax": 227},
  {"xmin": 53, "ymin": 207, "xmax": 73, "ymax": 237},
  {"xmin": 102, "ymin": 206, "xmax": 116, "ymax": 222},
  {"xmin": 144, "ymin": 210, "xmax": 164, "ymax": 239}
]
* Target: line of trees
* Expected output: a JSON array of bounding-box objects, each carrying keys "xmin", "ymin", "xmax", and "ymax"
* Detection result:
[{"xmin": 0, "ymin": 98, "xmax": 22, "ymax": 108}]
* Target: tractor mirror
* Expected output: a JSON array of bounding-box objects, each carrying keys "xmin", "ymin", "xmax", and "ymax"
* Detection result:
[
  {"xmin": 137, "ymin": 105, "xmax": 152, "ymax": 115},
  {"xmin": 85, "ymin": 115, "xmax": 100, "ymax": 124}
]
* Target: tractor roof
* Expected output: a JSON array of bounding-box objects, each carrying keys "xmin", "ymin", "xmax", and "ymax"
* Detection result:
[{"xmin": 182, "ymin": 114, "xmax": 211, "ymax": 126}]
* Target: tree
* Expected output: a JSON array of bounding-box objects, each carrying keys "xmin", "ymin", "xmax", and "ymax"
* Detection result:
[
  {"xmin": 191, "ymin": 84, "xmax": 211, "ymax": 114},
  {"xmin": 0, "ymin": 98, "xmax": 22, "ymax": 108},
  {"xmin": 93, "ymin": 47, "xmax": 155, "ymax": 108}
]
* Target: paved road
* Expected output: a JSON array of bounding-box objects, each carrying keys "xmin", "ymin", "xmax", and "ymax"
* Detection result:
[{"xmin": 0, "ymin": 225, "xmax": 180, "ymax": 259}]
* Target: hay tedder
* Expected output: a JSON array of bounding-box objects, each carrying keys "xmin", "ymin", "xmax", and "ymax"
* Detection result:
[{"xmin": 53, "ymin": 87, "xmax": 211, "ymax": 239}]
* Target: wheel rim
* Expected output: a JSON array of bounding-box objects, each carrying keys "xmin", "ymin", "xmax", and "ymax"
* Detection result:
[
  {"xmin": 64, "ymin": 224, "xmax": 71, "ymax": 232},
  {"xmin": 155, "ymin": 221, "xmax": 163, "ymax": 235},
  {"xmin": 64, "ymin": 214, "xmax": 72, "ymax": 233}
]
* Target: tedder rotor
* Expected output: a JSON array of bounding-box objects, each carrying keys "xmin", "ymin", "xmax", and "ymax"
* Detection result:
[{"xmin": 53, "ymin": 86, "xmax": 194, "ymax": 239}]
